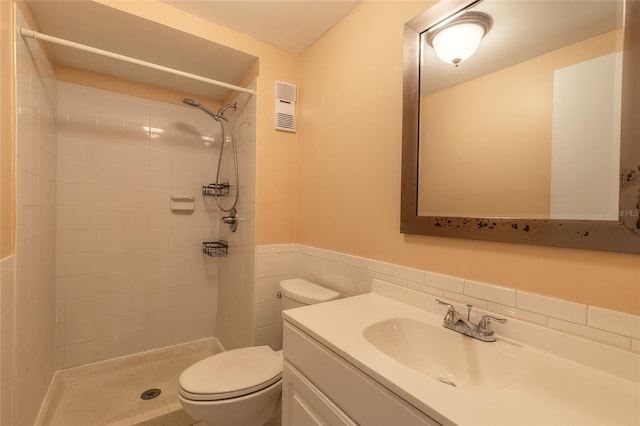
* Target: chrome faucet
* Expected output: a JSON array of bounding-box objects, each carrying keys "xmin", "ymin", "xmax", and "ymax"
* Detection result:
[{"xmin": 436, "ymin": 299, "xmax": 507, "ymax": 342}]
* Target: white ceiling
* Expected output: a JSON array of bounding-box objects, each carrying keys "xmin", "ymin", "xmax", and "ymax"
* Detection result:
[{"xmin": 163, "ymin": 0, "xmax": 362, "ymax": 54}]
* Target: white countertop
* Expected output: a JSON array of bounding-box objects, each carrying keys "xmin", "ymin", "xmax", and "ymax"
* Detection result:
[{"xmin": 283, "ymin": 281, "xmax": 640, "ymax": 426}]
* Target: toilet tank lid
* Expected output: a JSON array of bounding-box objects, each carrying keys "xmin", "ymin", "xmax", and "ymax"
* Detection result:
[{"xmin": 279, "ymin": 279, "xmax": 340, "ymax": 304}]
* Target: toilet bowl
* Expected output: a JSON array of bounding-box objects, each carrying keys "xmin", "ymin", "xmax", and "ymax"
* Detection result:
[
  {"xmin": 178, "ymin": 278, "xmax": 340, "ymax": 426},
  {"xmin": 179, "ymin": 346, "xmax": 282, "ymax": 426}
]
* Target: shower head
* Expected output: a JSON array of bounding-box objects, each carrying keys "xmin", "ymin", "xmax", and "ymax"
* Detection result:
[
  {"xmin": 181, "ymin": 98, "xmax": 200, "ymax": 107},
  {"xmin": 181, "ymin": 98, "xmax": 219, "ymax": 121}
]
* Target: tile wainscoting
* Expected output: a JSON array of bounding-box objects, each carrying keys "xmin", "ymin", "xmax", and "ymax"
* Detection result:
[{"xmin": 255, "ymin": 244, "xmax": 640, "ymax": 353}]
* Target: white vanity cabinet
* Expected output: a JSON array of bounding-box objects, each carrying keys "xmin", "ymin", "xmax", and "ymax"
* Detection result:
[
  {"xmin": 282, "ymin": 361, "xmax": 357, "ymax": 426},
  {"xmin": 282, "ymin": 321, "xmax": 441, "ymax": 426},
  {"xmin": 282, "ymin": 282, "xmax": 640, "ymax": 426}
]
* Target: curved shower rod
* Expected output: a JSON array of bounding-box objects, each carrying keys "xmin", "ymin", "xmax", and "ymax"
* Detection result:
[{"xmin": 19, "ymin": 27, "xmax": 257, "ymax": 96}]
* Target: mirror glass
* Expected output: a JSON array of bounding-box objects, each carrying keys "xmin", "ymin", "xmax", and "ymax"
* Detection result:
[{"xmin": 418, "ymin": 0, "xmax": 624, "ymax": 220}]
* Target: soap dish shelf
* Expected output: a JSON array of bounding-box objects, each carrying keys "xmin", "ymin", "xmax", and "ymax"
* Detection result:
[
  {"xmin": 202, "ymin": 240, "xmax": 228, "ymax": 257},
  {"xmin": 202, "ymin": 183, "xmax": 230, "ymax": 197}
]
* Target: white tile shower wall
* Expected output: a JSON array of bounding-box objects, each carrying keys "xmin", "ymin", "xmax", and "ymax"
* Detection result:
[
  {"xmin": 256, "ymin": 244, "xmax": 640, "ymax": 353},
  {"xmin": 216, "ymin": 83, "xmax": 258, "ymax": 351},
  {"xmin": 56, "ymin": 82, "xmax": 221, "ymax": 368},
  {"xmin": 13, "ymin": 8, "xmax": 59, "ymax": 426}
]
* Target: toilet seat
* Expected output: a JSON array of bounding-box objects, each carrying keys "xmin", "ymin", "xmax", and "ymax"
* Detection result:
[{"xmin": 179, "ymin": 346, "xmax": 282, "ymax": 401}]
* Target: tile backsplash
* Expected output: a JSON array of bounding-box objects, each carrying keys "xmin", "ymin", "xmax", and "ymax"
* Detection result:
[{"xmin": 256, "ymin": 244, "xmax": 640, "ymax": 353}]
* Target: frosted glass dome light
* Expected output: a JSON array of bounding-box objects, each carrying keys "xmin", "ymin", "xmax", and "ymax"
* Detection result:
[{"xmin": 427, "ymin": 12, "xmax": 492, "ymax": 67}]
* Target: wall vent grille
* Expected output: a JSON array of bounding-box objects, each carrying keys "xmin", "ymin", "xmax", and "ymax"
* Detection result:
[
  {"xmin": 275, "ymin": 81, "xmax": 296, "ymax": 132},
  {"xmin": 276, "ymin": 111, "xmax": 295, "ymax": 132}
]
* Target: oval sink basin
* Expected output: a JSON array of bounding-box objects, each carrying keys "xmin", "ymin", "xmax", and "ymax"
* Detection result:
[{"xmin": 363, "ymin": 317, "xmax": 526, "ymax": 390}]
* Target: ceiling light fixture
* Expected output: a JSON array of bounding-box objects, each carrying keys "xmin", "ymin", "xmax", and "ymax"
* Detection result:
[{"xmin": 426, "ymin": 12, "xmax": 492, "ymax": 67}]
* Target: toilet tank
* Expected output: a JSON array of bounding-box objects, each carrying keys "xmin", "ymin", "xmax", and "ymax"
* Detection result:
[{"xmin": 279, "ymin": 279, "xmax": 340, "ymax": 310}]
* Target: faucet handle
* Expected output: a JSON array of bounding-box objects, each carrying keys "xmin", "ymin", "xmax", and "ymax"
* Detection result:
[
  {"xmin": 435, "ymin": 298, "xmax": 454, "ymax": 310},
  {"xmin": 477, "ymin": 314, "xmax": 508, "ymax": 335},
  {"xmin": 435, "ymin": 299, "xmax": 460, "ymax": 323}
]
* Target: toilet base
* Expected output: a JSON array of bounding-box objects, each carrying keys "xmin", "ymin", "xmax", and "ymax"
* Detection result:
[{"xmin": 179, "ymin": 379, "xmax": 282, "ymax": 426}]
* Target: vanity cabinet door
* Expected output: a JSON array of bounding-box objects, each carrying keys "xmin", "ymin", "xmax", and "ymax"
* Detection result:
[
  {"xmin": 283, "ymin": 361, "xmax": 357, "ymax": 426},
  {"xmin": 283, "ymin": 322, "xmax": 441, "ymax": 426}
]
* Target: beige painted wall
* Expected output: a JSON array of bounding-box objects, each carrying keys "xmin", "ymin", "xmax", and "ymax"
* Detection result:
[
  {"xmin": 297, "ymin": 1, "xmax": 640, "ymax": 315},
  {"xmin": 420, "ymin": 30, "xmax": 622, "ymax": 218},
  {"xmin": 0, "ymin": 1, "xmax": 15, "ymax": 258}
]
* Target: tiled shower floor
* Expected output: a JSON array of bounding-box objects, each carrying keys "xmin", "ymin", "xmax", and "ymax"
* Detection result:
[{"xmin": 39, "ymin": 339, "xmax": 221, "ymax": 426}]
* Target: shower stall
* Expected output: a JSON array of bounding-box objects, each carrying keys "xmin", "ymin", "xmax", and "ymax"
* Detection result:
[{"xmin": 6, "ymin": 2, "xmax": 259, "ymax": 425}]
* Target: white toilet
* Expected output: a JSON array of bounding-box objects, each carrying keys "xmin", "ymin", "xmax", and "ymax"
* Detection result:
[{"xmin": 178, "ymin": 278, "xmax": 340, "ymax": 426}]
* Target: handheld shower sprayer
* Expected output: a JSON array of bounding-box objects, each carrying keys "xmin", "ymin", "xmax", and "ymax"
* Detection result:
[
  {"xmin": 182, "ymin": 98, "xmax": 238, "ymax": 121},
  {"xmin": 181, "ymin": 98, "xmax": 199, "ymax": 107},
  {"xmin": 182, "ymin": 98, "xmax": 220, "ymax": 121},
  {"xmin": 181, "ymin": 97, "xmax": 240, "ymax": 229}
]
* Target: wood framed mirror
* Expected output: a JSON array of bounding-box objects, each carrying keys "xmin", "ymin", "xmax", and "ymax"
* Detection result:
[{"xmin": 401, "ymin": 0, "xmax": 639, "ymax": 253}]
